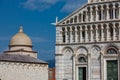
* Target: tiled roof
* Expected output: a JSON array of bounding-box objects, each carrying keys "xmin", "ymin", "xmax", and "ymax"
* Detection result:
[{"xmin": 0, "ymin": 53, "xmax": 47, "ymax": 64}]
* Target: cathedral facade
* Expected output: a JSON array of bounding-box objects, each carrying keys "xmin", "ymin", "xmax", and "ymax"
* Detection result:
[
  {"xmin": 0, "ymin": 27, "xmax": 48, "ymax": 80},
  {"xmin": 55, "ymin": 0, "xmax": 120, "ymax": 80}
]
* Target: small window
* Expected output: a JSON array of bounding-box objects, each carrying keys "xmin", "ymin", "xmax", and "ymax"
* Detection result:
[
  {"xmin": 78, "ymin": 57, "xmax": 86, "ymax": 62},
  {"xmin": 82, "ymin": 31, "xmax": 85, "ymax": 38},
  {"xmin": 107, "ymin": 48, "xmax": 117, "ymax": 54}
]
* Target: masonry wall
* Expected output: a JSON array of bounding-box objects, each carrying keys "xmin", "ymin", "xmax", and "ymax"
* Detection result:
[{"xmin": 0, "ymin": 61, "xmax": 48, "ymax": 80}]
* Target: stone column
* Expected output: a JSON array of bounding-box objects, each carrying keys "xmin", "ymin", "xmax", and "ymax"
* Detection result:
[
  {"xmin": 119, "ymin": 6, "xmax": 120, "ymax": 19},
  {"xmin": 90, "ymin": 7, "xmax": 93, "ymax": 22},
  {"xmin": 73, "ymin": 17, "xmax": 75, "ymax": 24},
  {"xmin": 101, "ymin": 6, "xmax": 104, "ymax": 20},
  {"xmin": 81, "ymin": 13, "xmax": 83, "ymax": 23},
  {"xmin": 86, "ymin": 11, "xmax": 88, "ymax": 22},
  {"xmin": 96, "ymin": 6, "xmax": 98, "ymax": 21},
  {"xmin": 106, "ymin": 24, "xmax": 110, "ymax": 41},
  {"xmin": 85, "ymin": 25, "xmax": 88, "ymax": 42},
  {"xmin": 101, "ymin": 25, "xmax": 104, "ymax": 41},
  {"xmin": 55, "ymin": 54, "xmax": 64, "ymax": 80},
  {"xmin": 95, "ymin": 25, "xmax": 99, "ymax": 41},
  {"xmin": 80, "ymin": 26, "xmax": 83, "ymax": 42},
  {"xmin": 77, "ymin": 14, "xmax": 79, "ymax": 23},
  {"xmin": 88, "ymin": 53, "xmax": 91, "ymax": 80},
  {"xmin": 90, "ymin": 25, "xmax": 93, "ymax": 42},
  {"xmin": 113, "ymin": 23, "xmax": 116, "ymax": 41},
  {"xmin": 75, "ymin": 27, "xmax": 78, "ymax": 43},
  {"xmin": 73, "ymin": 54, "xmax": 76, "ymax": 80},
  {"xmin": 106, "ymin": 4, "xmax": 109, "ymax": 20},
  {"xmin": 100, "ymin": 51, "xmax": 104, "ymax": 80},
  {"xmin": 113, "ymin": 4, "xmax": 116, "ymax": 19},
  {"xmin": 118, "ymin": 23, "xmax": 120, "ymax": 40},
  {"xmin": 70, "ymin": 27, "xmax": 73, "ymax": 43},
  {"xmin": 65, "ymin": 27, "xmax": 68, "ymax": 43}
]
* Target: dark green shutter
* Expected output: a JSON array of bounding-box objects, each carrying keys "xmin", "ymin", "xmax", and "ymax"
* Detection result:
[
  {"xmin": 79, "ymin": 67, "xmax": 83, "ymax": 80},
  {"xmin": 107, "ymin": 60, "xmax": 118, "ymax": 80}
]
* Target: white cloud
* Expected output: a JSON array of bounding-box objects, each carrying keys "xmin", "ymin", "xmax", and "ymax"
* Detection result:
[
  {"xmin": 21, "ymin": 0, "xmax": 87, "ymax": 12},
  {"xmin": 22, "ymin": 0, "xmax": 60, "ymax": 11},
  {"xmin": 61, "ymin": 0, "xmax": 87, "ymax": 13}
]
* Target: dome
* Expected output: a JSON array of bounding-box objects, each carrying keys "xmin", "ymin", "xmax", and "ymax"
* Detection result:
[{"xmin": 9, "ymin": 27, "xmax": 32, "ymax": 47}]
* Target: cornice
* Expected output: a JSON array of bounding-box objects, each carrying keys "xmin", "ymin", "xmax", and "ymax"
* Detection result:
[
  {"xmin": 56, "ymin": 41, "xmax": 120, "ymax": 46},
  {"xmin": 56, "ymin": 20, "xmax": 120, "ymax": 27}
]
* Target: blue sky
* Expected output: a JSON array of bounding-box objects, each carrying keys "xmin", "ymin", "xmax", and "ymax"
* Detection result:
[{"xmin": 0, "ymin": 0, "xmax": 87, "ymax": 61}]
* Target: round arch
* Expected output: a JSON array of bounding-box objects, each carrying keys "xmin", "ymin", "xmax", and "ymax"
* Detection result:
[{"xmin": 104, "ymin": 44, "xmax": 119, "ymax": 54}]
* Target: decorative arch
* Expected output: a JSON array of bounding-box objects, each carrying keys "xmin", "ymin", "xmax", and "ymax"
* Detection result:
[
  {"xmin": 62, "ymin": 47, "xmax": 74, "ymax": 54},
  {"xmin": 76, "ymin": 46, "xmax": 88, "ymax": 53},
  {"xmin": 62, "ymin": 47, "xmax": 74, "ymax": 79},
  {"xmin": 91, "ymin": 46, "xmax": 101, "ymax": 57},
  {"xmin": 104, "ymin": 44, "xmax": 119, "ymax": 54},
  {"xmin": 90, "ymin": 45, "xmax": 101, "ymax": 51},
  {"xmin": 76, "ymin": 46, "xmax": 88, "ymax": 56},
  {"xmin": 77, "ymin": 54, "xmax": 87, "ymax": 63},
  {"xmin": 91, "ymin": 46, "xmax": 101, "ymax": 79}
]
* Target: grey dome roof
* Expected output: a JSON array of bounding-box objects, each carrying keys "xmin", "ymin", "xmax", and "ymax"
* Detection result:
[{"xmin": 0, "ymin": 54, "xmax": 47, "ymax": 64}]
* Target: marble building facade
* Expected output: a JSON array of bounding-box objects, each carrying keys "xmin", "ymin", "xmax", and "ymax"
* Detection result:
[{"xmin": 55, "ymin": 0, "xmax": 120, "ymax": 80}]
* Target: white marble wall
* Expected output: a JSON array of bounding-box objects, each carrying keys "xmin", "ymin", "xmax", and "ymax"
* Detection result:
[
  {"xmin": 55, "ymin": 0, "xmax": 120, "ymax": 80},
  {"xmin": 55, "ymin": 42, "xmax": 120, "ymax": 80},
  {"xmin": 0, "ymin": 62, "xmax": 48, "ymax": 80}
]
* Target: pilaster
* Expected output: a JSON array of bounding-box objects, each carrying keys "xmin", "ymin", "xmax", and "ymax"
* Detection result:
[
  {"xmin": 113, "ymin": 23, "xmax": 116, "ymax": 41},
  {"xmin": 85, "ymin": 25, "xmax": 88, "ymax": 42},
  {"xmin": 101, "ymin": 25, "xmax": 104, "ymax": 41},
  {"xmin": 106, "ymin": 4, "xmax": 109, "ymax": 20},
  {"xmin": 70, "ymin": 27, "xmax": 73, "ymax": 43},
  {"xmin": 95, "ymin": 25, "xmax": 99, "ymax": 41},
  {"xmin": 75, "ymin": 27, "xmax": 78, "ymax": 43},
  {"xmin": 106, "ymin": 24, "xmax": 110, "ymax": 41},
  {"xmin": 96, "ymin": 6, "xmax": 98, "ymax": 21},
  {"xmin": 113, "ymin": 3, "xmax": 116, "ymax": 19},
  {"xmin": 65, "ymin": 27, "xmax": 68, "ymax": 43},
  {"xmin": 90, "ymin": 25, "xmax": 93, "ymax": 42},
  {"xmin": 90, "ymin": 7, "xmax": 93, "ymax": 22},
  {"xmin": 80, "ymin": 26, "xmax": 83, "ymax": 42}
]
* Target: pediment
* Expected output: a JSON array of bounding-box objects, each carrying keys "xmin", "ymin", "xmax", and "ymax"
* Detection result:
[{"xmin": 57, "ymin": 3, "xmax": 88, "ymax": 26}]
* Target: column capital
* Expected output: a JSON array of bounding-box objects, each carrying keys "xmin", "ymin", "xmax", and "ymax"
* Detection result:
[
  {"xmin": 90, "ymin": 25, "xmax": 93, "ymax": 30},
  {"xmin": 75, "ymin": 27, "xmax": 78, "ymax": 31},
  {"xmin": 101, "ymin": 26, "xmax": 104, "ymax": 29},
  {"xmin": 106, "ymin": 26, "xmax": 109, "ymax": 29},
  {"xmin": 88, "ymin": 53, "xmax": 91, "ymax": 56},
  {"xmin": 80, "ymin": 26, "xmax": 82, "ymax": 31},
  {"xmin": 95, "ymin": 5, "xmax": 98, "ymax": 8},
  {"xmin": 101, "ymin": 6, "xmax": 104, "ymax": 10},
  {"xmin": 100, "ymin": 51, "xmax": 104, "ymax": 56},
  {"xmin": 70, "ymin": 27, "xmax": 73, "ymax": 31},
  {"xmin": 90, "ymin": 7, "xmax": 93, "ymax": 12},
  {"xmin": 106, "ymin": 4, "xmax": 109, "ymax": 9},
  {"xmin": 73, "ymin": 54, "xmax": 76, "ymax": 57},
  {"xmin": 95, "ymin": 26, "xmax": 98, "ymax": 30},
  {"xmin": 112, "ymin": 23, "xmax": 116, "ymax": 28},
  {"xmin": 112, "ymin": 3, "xmax": 116, "ymax": 8},
  {"xmin": 85, "ymin": 26, "xmax": 88, "ymax": 30},
  {"xmin": 118, "ymin": 23, "xmax": 120, "ymax": 28},
  {"xmin": 65, "ymin": 27, "xmax": 68, "ymax": 31}
]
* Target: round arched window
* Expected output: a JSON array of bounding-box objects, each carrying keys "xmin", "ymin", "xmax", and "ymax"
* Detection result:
[
  {"xmin": 107, "ymin": 48, "xmax": 117, "ymax": 54},
  {"xmin": 78, "ymin": 57, "xmax": 86, "ymax": 63}
]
